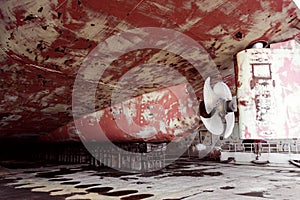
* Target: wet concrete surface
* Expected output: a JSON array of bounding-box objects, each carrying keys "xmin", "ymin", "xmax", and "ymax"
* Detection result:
[{"xmin": 0, "ymin": 158, "xmax": 300, "ymax": 200}]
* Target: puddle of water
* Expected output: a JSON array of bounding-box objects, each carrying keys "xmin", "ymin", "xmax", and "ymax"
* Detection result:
[
  {"xmin": 104, "ymin": 190, "xmax": 138, "ymax": 197},
  {"xmin": 60, "ymin": 181, "xmax": 81, "ymax": 185},
  {"xmin": 162, "ymin": 198, "xmax": 182, "ymax": 200},
  {"xmin": 120, "ymin": 193, "xmax": 154, "ymax": 200},
  {"xmin": 220, "ymin": 186, "xmax": 235, "ymax": 190},
  {"xmin": 237, "ymin": 191, "xmax": 265, "ymax": 198},
  {"xmin": 203, "ymin": 190, "xmax": 214, "ymax": 192},
  {"xmin": 36, "ymin": 168, "xmax": 78, "ymax": 178},
  {"xmin": 168, "ymin": 169, "xmax": 223, "ymax": 177},
  {"xmin": 165, "ymin": 164, "xmax": 190, "ymax": 170},
  {"xmin": 120, "ymin": 177, "xmax": 139, "ymax": 181},
  {"xmin": 23, "ymin": 170, "xmax": 43, "ymax": 174},
  {"xmin": 135, "ymin": 181, "xmax": 149, "ymax": 184},
  {"xmin": 74, "ymin": 184, "xmax": 101, "ymax": 188},
  {"xmin": 138, "ymin": 170, "xmax": 166, "ymax": 178},
  {"xmin": 51, "ymin": 192, "xmax": 87, "ymax": 199},
  {"xmin": 86, "ymin": 186, "xmax": 113, "ymax": 194},
  {"xmin": 203, "ymin": 171, "xmax": 223, "ymax": 176},
  {"xmin": 94, "ymin": 171, "xmax": 137, "ymax": 178},
  {"xmin": 1, "ymin": 183, "xmax": 67, "ymax": 200},
  {"xmin": 139, "ymin": 167, "xmax": 222, "ymax": 178},
  {"xmin": 48, "ymin": 178, "xmax": 73, "ymax": 182}
]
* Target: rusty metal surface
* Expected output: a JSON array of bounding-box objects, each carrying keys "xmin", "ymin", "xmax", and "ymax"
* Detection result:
[
  {"xmin": 42, "ymin": 83, "xmax": 199, "ymax": 142},
  {"xmin": 237, "ymin": 40, "xmax": 300, "ymax": 139},
  {"xmin": 0, "ymin": 0, "xmax": 300, "ymax": 140}
]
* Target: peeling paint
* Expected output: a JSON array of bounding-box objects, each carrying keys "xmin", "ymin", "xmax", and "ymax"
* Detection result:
[
  {"xmin": 0, "ymin": 0, "xmax": 299, "ymax": 140},
  {"xmin": 42, "ymin": 83, "xmax": 198, "ymax": 142},
  {"xmin": 237, "ymin": 40, "xmax": 300, "ymax": 139}
]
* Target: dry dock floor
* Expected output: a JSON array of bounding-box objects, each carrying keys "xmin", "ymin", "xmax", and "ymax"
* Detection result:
[{"xmin": 1, "ymin": 158, "xmax": 299, "ymax": 200}]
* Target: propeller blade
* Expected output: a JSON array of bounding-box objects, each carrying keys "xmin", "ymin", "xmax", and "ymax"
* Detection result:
[
  {"xmin": 201, "ymin": 77, "xmax": 235, "ymax": 137},
  {"xmin": 200, "ymin": 113, "xmax": 224, "ymax": 135},
  {"xmin": 203, "ymin": 77, "xmax": 218, "ymax": 113},
  {"xmin": 213, "ymin": 81, "xmax": 232, "ymax": 100},
  {"xmin": 224, "ymin": 112, "xmax": 235, "ymax": 138}
]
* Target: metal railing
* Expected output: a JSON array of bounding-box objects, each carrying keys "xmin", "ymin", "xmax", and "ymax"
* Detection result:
[{"xmin": 221, "ymin": 142, "xmax": 300, "ymax": 154}]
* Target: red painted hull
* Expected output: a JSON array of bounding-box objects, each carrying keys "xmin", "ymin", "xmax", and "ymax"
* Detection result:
[
  {"xmin": 0, "ymin": 0, "xmax": 299, "ymax": 141},
  {"xmin": 42, "ymin": 84, "xmax": 199, "ymax": 142}
]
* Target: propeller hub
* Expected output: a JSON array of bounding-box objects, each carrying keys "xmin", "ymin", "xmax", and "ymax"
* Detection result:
[
  {"xmin": 200, "ymin": 77, "xmax": 236, "ymax": 139},
  {"xmin": 226, "ymin": 99, "xmax": 237, "ymax": 112}
]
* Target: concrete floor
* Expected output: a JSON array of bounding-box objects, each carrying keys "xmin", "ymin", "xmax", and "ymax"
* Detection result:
[{"xmin": 0, "ymin": 158, "xmax": 299, "ymax": 200}]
